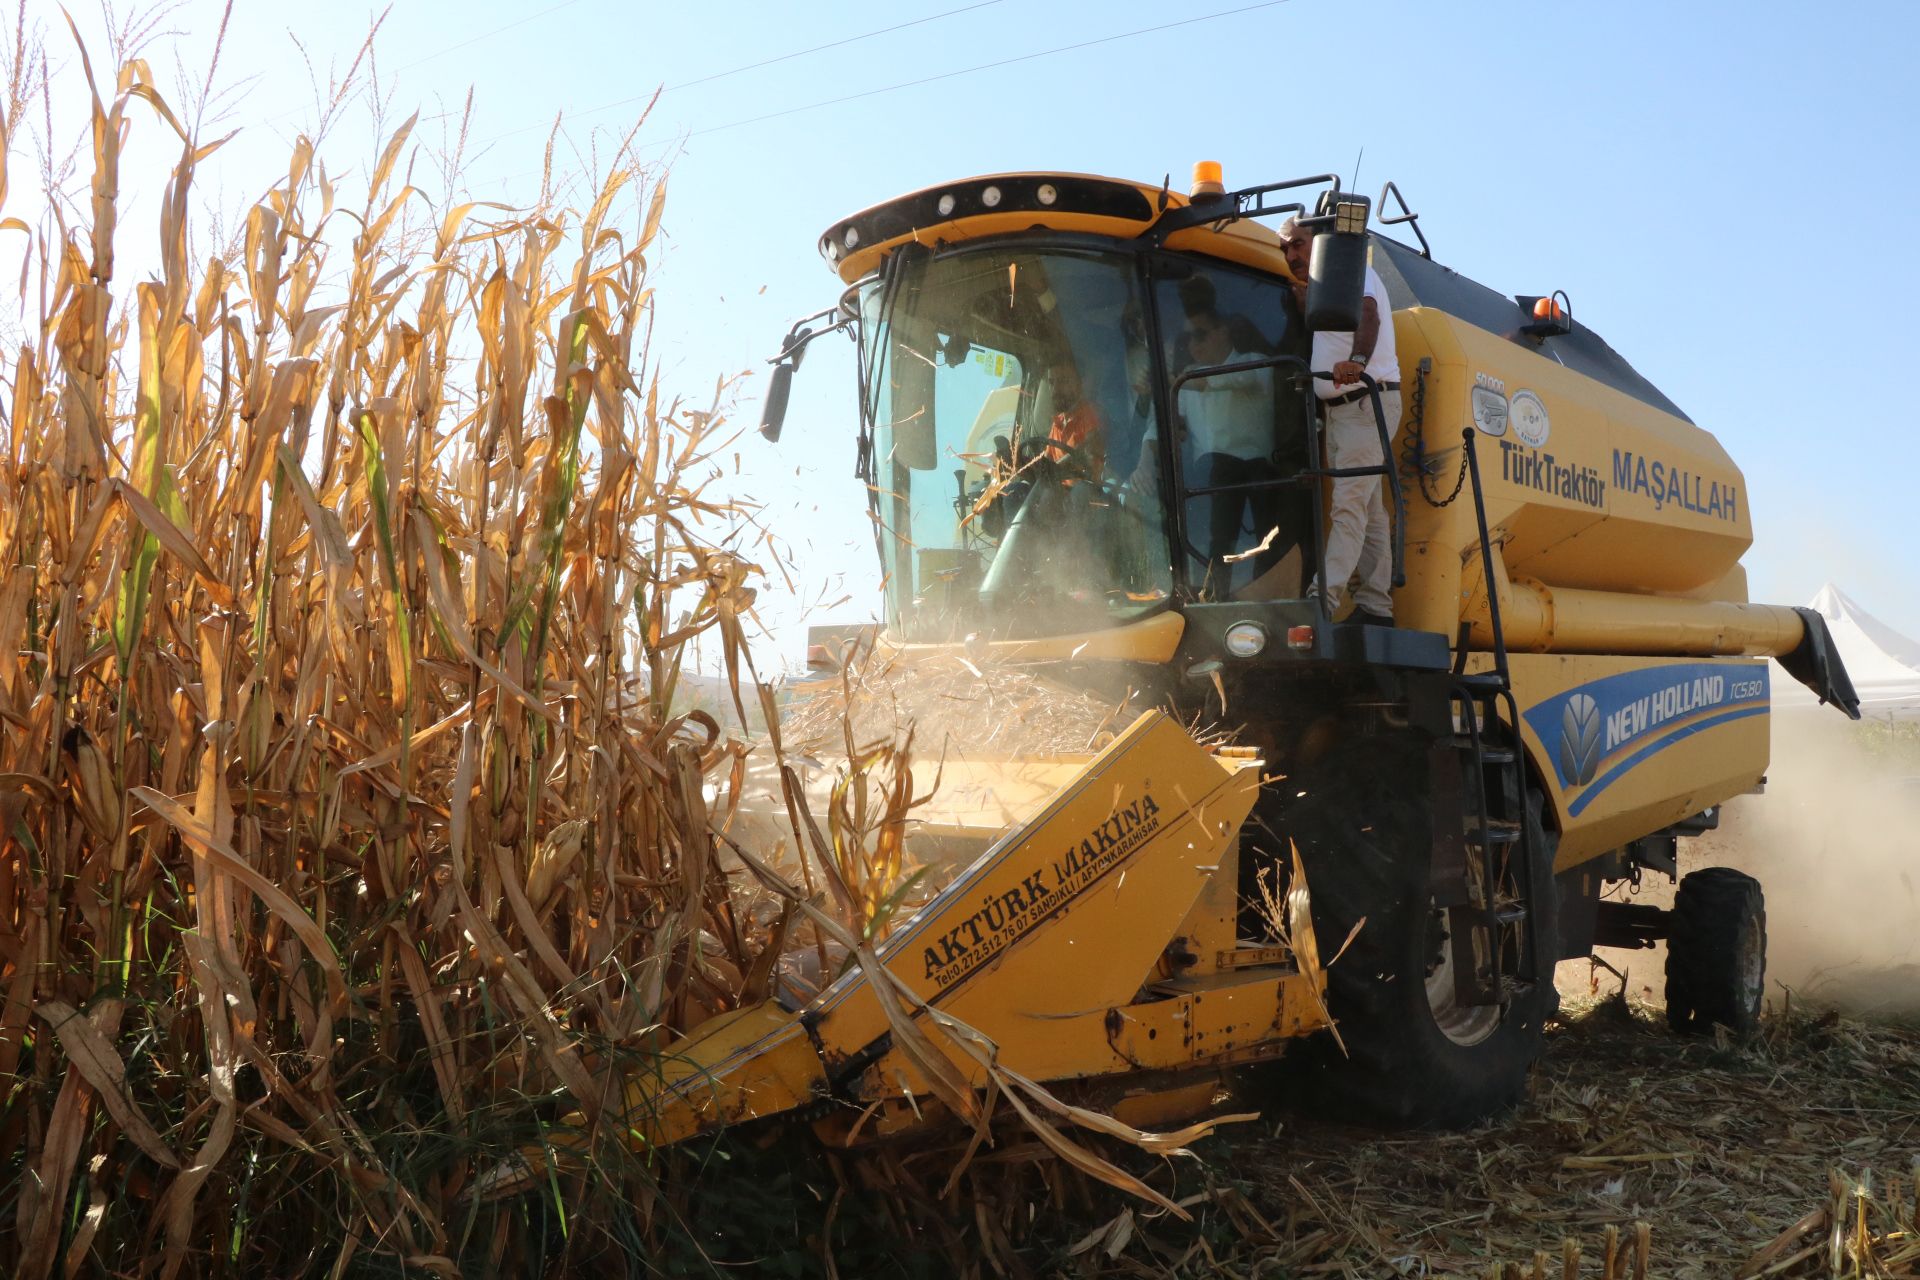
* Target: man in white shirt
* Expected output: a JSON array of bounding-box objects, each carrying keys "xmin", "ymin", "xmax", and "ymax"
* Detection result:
[{"xmin": 1281, "ymin": 218, "xmax": 1400, "ymax": 626}]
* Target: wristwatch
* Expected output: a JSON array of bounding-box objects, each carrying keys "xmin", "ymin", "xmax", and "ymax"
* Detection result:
[{"xmin": 1351, "ymin": 352, "xmax": 1370, "ymax": 367}]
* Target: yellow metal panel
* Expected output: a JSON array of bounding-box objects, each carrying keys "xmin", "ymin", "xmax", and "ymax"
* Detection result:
[
  {"xmin": 1491, "ymin": 653, "xmax": 1771, "ymax": 868},
  {"xmin": 1393, "ymin": 307, "xmax": 1757, "ymax": 630},
  {"xmin": 810, "ymin": 711, "xmax": 1261, "ymax": 1058},
  {"xmin": 860, "ymin": 970, "xmax": 1326, "ymax": 1098},
  {"xmin": 628, "ymin": 711, "xmax": 1284, "ymax": 1146},
  {"xmin": 1170, "ymin": 831, "xmax": 1244, "ymax": 974},
  {"xmin": 1163, "ymin": 217, "xmax": 1295, "ymax": 280},
  {"xmin": 880, "ymin": 609, "xmax": 1185, "ymax": 665},
  {"xmin": 629, "ymin": 1004, "xmax": 827, "ymax": 1147},
  {"xmin": 1100, "ymin": 974, "xmax": 1324, "ymax": 1070}
]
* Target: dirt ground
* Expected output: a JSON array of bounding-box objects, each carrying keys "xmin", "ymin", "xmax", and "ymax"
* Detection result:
[
  {"xmin": 1074, "ymin": 777, "xmax": 1920, "ymax": 1279},
  {"xmin": 1075, "ymin": 991, "xmax": 1918, "ymax": 1279}
]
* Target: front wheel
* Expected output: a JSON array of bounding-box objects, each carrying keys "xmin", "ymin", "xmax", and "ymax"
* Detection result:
[{"xmin": 1286, "ymin": 738, "xmax": 1560, "ymax": 1127}]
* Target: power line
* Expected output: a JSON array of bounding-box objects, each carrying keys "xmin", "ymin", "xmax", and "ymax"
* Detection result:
[
  {"xmin": 676, "ymin": 0, "xmax": 1293, "ymax": 142},
  {"xmin": 393, "ymin": 0, "xmax": 587, "ymax": 72},
  {"xmin": 480, "ymin": 0, "xmax": 1009, "ymax": 146},
  {"xmin": 472, "ymin": 0, "xmax": 1293, "ymax": 193},
  {"xmin": 667, "ymin": 0, "xmax": 1006, "ymax": 92}
]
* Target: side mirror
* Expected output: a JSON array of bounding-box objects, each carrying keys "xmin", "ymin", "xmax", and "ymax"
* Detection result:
[
  {"xmin": 1304, "ymin": 193, "xmax": 1372, "ymax": 333},
  {"xmin": 759, "ymin": 361, "xmax": 795, "ymax": 442}
]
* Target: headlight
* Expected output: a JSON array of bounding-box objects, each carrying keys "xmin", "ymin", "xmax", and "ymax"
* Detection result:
[
  {"xmin": 981, "ymin": 184, "xmax": 1002, "ymax": 208},
  {"xmin": 1224, "ymin": 621, "xmax": 1268, "ymax": 658},
  {"xmin": 1036, "ymin": 183, "xmax": 1058, "ymax": 206},
  {"xmin": 937, "ymin": 193, "xmax": 956, "ymax": 216}
]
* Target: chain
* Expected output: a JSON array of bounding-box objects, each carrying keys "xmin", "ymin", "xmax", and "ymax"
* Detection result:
[{"xmin": 1397, "ymin": 358, "xmax": 1472, "ymax": 509}]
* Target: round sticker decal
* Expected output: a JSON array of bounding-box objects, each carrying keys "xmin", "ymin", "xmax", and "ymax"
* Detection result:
[{"xmin": 1510, "ymin": 389, "xmax": 1550, "ymax": 447}]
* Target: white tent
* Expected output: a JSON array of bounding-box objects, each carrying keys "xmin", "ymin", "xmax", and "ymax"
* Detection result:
[{"xmin": 1773, "ymin": 583, "xmax": 1920, "ymax": 721}]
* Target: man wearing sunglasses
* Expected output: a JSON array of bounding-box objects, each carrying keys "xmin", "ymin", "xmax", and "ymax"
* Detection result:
[{"xmin": 1280, "ymin": 218, "xmax": 1401, "ymax": 627}]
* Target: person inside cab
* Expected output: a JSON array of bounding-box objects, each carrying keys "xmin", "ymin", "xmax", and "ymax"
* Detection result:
[
  {"xmin": 1043, "ymin": 358, "xmax": 1107, "ymax": 484},
  {"xmin": 1134, "ymin": 277, "xmax": 1304, "ymax": 594}
]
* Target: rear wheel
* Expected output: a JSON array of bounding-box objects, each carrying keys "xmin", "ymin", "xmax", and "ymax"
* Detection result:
[
  {"xmin": 1665, "ymin": 867, "xmax": 1766, "ymax": 1035},
  {"xmin": 1286, "ymin": 735, "xmax": 1559, "ymax": 1127}
]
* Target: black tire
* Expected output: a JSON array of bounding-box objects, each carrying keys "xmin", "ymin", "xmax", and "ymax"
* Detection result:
[
  {"xmin": 1284, "ymin": 735, "xmax": 1560, "ymax": 1127},
  {"xmin": 1665, "ymin": 867, "xmax": 1766, "ymax": 1036}
]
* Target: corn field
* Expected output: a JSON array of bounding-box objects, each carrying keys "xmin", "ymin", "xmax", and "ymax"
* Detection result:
[
  {"xmin": 11, "ymin": 21, "xmax": 1913, "ymax": 1280},
  {"xmin": 0, "ymin": 33, "xmax": 841, "ymax": 1277}
]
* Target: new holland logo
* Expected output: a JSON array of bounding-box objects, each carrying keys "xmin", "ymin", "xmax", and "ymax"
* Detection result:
[{"xmin": 1559, "ymin": 692, "xmax": 1602, "ymax": 786}]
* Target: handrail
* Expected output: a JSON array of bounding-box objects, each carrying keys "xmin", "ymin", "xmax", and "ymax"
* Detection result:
[
  {"xmin": 1458, "ymin": 429, "xmax": 1509, "ymax": 684},
  {"xmin": 1146, "ymin": 172, "xmax": 1343, "ymax": 244}
]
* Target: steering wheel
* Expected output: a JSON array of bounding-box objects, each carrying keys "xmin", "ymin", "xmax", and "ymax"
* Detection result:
[{"xmin": 1027, "ymin": 434, "xmax": 1108, "ymax": 486}]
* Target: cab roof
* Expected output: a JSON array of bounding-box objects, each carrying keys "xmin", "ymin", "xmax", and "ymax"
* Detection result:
[
  {"xmin": 823, "ymin": 170, "xmax": 1688, "ymax": 423},
  {"xmin": 819, "ymin": 171, "xmax": 1297, "ymax": 284}
]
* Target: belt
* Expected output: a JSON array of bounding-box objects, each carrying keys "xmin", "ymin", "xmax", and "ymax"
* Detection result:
[{"xmin": 1320, "ymin": 381, "xmax": 1400, "ymax": 409}]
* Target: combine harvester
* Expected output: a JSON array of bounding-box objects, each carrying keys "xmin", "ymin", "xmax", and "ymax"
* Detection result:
[{"xmin": 640, "ymin": 164, "xmax": 1861, "ymax": 1145}]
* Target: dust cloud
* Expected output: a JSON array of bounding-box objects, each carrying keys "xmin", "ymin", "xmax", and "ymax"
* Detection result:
[{"xmin": 1695, "ymin": 711, "xmax": 1920, "ymax": 1018}]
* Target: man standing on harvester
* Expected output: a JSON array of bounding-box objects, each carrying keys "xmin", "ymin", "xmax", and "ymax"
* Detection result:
[{"xmin": 1282, "ymin": 217, "xmax": 1400, "ymax": 626}]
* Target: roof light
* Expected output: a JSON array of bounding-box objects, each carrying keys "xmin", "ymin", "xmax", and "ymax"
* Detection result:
[
  {"xmin": 843, "ymin": 226, "xmax": 860, "ymax": 249},
  {"xmin": 1036, "ymin": 182, "xmax": 1058, "ymax": 206},
  {"xmin": 1533, "ymin": 296, "xmax": 1563, "ymax": 319},
  {"xmin": 937, "ymin": 193, "xmax": 956, "ymax": 216},
  {"xmin": 981, "ymin": 184, "xmax": 1002, "ymax": 208},
  {"xmin": 1191, "ymin": 160, "xmax": 1225, "ymax": 199}
]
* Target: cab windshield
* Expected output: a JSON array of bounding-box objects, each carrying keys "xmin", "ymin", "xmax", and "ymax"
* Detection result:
[{"xmin": 861, "ymin": 248, "xmax": 1172, "ymax": 641}]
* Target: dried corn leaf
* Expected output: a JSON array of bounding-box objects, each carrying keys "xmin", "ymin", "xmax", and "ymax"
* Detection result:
[{"xmin": 33, "ymin": 1001, "xmax": 178, "ymax": 1169}]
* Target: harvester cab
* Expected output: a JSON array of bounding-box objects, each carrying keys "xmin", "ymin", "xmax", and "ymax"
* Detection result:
[
  {"xmin": 616, "ymin": 161, "xmax": 1867, "ymax": 1156},
  {"xmin": 763, "ymin": 169, "xmax": 1404, "ymax": 671}
]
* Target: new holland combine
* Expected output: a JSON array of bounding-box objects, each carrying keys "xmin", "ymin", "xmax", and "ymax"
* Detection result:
[{"xmin": 633, "ymin": 164, "xmax": 1859, "ymax": 1145}]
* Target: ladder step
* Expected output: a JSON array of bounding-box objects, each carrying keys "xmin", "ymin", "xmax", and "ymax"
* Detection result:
[
  {"xmin": 1452, "ymin": 673, "xmax": 1509, "ymax": 694},
  {"xmin": 1457, "ymin": 903, "xmax": 1527, "ymax": 933},
  {"xmin": 1464, "ymin": 819, "xmax": 1523, "ymax": 845},
  {"xmin": 1454, "ymin": 739, "xmax": 1516, "ymax": 764}
]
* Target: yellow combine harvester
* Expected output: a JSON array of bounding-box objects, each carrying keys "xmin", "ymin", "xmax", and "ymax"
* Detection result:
[{"xmin": 644, "ymin": 164, "xmax": 1860, "ymax": 1145}]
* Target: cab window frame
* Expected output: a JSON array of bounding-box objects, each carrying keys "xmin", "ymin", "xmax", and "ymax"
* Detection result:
[
  {"xmin": 1140, "ymin": 250, "xmax": 1317, "ymax": 602},
  {"xmin": 854, "ymin": 234, "xmax": 1179, "ymax": 642}
]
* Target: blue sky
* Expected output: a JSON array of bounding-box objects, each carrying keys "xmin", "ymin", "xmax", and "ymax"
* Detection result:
[{"xmin": 29, "ymin": 0, "xmax": 1920, "ymax": 660}]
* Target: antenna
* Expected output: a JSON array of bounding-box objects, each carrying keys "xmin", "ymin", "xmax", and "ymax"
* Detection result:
[{"xmin": 1349, "ymin": 146, "xmax": 1364, "ymax": 192}]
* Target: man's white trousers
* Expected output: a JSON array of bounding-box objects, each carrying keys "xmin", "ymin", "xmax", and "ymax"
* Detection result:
[{"xmin": 1317, "ymin": 390, "xmax": 1400, "ymax": 619}]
